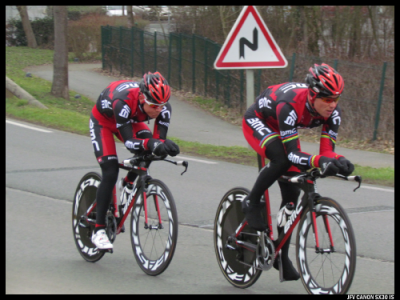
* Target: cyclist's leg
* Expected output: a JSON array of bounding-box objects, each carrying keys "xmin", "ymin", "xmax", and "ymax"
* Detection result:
[
  {"xmin": 274, "ymin": 180, "xmax": 301, "ymax": 280},
  {"xmin": 242, "ymin": 118, "xmax": 291, "ymax": 230},
  {"xmin": 242, "ymin": 118, "xmax": 291, "ymax": 204},
  {"xmin": 90, "ymin": 115, "xmax": 119, "ymax": 247},
  {"xmin": 96, "ymin": 159, "xmax": 119, "ymax": 228}
]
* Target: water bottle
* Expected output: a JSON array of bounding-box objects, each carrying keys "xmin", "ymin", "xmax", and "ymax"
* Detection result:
[
  {"xmin": 121, "ymin": 182, "xmax": 133, "ymax": 205},
  {"xmin": 277, "ymin": 202, "xmax": 295, "ymax": 227}
]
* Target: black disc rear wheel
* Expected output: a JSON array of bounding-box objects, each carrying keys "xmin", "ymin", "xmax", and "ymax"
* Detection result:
[
  {"xmin": 214, "ymin": 187, "xmax": 263, "ymax": 288},
  {"xmin": 72, "ymin": 172, "xmax": 105, "ymax": 262}
]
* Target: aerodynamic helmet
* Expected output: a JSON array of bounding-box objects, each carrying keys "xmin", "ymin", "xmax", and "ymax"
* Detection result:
[
  {"xmin": 305, "ymin": 63, "xmax": 344, "ymax": 99},
  {"xmin": 139, "ymin": 71, "xmax": 171, "ymax": 105}
]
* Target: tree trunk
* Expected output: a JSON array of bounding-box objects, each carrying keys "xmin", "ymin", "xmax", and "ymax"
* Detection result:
[
  {"xmin": 300, "ymin": 7, "xmax": 308, "ymax": 54},
  {"xmin": 367, "ymin": 6, "xmax": 383, "ymax": 59},
  {"xmin": 51, "ymin": 6, "xmax": 69, "ymax": 100},
  {"xmin": 16, "ymin": 5, "xmax": 37, "ymax": 48},
  {"xmin": 127, "ymin": 6, "xmax": 135, "ymax": 27},
  {"xmin": 347, "ymin": 7, "xmax": 360, "ymax": 59}
]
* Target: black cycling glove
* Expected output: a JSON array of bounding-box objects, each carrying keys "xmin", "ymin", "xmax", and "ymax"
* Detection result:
[
  {"xmin": 163, "ymin": 139, "xmax": 180, "ymax": 156},
  {"xmin": 147, "ymin": 138, "xmax": 168, "ymax": 156},
  {"xmin": 338, "ymin": 157, "xmax": 355, "ymax": 176},
  {"xmin": 319, "ymin": 156, "xmax": 343, "ymax": 177}
]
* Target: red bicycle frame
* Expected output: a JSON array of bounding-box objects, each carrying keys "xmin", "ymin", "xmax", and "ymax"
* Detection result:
[
  {"xmin": 84, "ymin": 163, "xmax": 163, "ymax": 235},
  {"xmin": 255, "ymin": 154, "xmax": 335, "ymax": 258}
]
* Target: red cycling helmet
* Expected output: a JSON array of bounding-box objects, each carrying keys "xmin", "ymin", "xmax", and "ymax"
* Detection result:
[
  {"xmin": 306, "ymin": 63, "xmax": 344, "ymax": 100},
  {"xmin": 139, "ymin": 71, "xmax": 171, "ymax": 105}
]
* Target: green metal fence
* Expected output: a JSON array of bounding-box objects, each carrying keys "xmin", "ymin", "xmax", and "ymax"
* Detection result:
[{"xmin": 101, "ymin": 25, "xmax": 394, "ymax": 142}]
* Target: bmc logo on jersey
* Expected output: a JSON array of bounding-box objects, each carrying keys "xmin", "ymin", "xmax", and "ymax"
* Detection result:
[
  {"xmin": 101, "ymin": 100, "xmax": 111, "ymax": 110},
  {"xmin": 258, "ymin": 97, "xmax": 272, "ymax": 109},
  {"xmin": 247, "ymin": 118, "xmax": 271, "ymax": 136},
  {"xmin": 288, "ymin": 152, "xmax": 308, "ymax": 166},
  {"xmin": 119, "ymin": 105, "xmax": 131, "ymax": 119},
  {"xmin": 280, "ymin": 128, "xmax": 297, "ymax": 137},
  {"xmin": 125, "ymin": 140, "xmax": 141, "ymax": 150},
  {"xmin": 284, "ymin": 110, "xmax": 298, "ymax": 126},
  {"xmin": 281, "ymin": 83, "xmax": 308, "ymax": 93},
  {"xmin": 328, "ymin": 129, "xmax": 338, "ymax": 138},
  {"xmin": 116, "ymin": 82, "xmax": 138, "ymax": 92},
  {"xmin": 331, "ymin": 110, "xmax": 341, "ymax": 125}
]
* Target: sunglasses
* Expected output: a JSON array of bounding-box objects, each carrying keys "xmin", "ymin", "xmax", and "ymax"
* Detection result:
[
  {"xmin": 143, "ymin": 96, "xmax": 167, "ymax": 108},
  {"xmin": 319, "ymin": 96, "xmax": 340, "ymax": 103}
]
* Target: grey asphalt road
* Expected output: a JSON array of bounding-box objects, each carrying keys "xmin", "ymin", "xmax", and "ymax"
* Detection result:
[
  {"xmin": 24, "ymin": 63, "xmax": 394, "ymax": 169},
  {"xmin": 6, "ymin": 120, "xmax": 394, "ymax": 294}
]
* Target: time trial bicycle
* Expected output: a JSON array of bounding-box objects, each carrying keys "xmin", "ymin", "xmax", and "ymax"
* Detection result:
[
  {"xmin": 214, "ymin": 167, "xmax": 361, "ymax": 294},
  {"xmin": 72, "ymin": 152, "xmax": 188, "ymax": 276}
]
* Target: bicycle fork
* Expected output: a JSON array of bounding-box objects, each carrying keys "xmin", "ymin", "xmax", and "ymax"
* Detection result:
[
  {"xmin": 140, "ymin": 176, "xmax": 163, "ymax": 230},
  {"xmin": 306, "ymin": 187, "xmax": 335, "ymax": 254}
]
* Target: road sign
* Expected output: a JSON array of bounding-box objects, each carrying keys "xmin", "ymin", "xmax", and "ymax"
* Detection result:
[{"xmin": 214, "ymin": 6, "xmax": 287, "ymax": 69}]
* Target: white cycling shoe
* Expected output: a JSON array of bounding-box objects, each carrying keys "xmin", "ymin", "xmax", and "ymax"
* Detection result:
[{"xmin": 91, "ymin": 229, "xmax": 113, "ymax": 250}]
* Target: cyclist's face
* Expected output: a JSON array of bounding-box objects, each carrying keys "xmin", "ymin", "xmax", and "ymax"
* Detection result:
[
  {"xmin": 143, "ymin": 102, "xmax": 163, "ymax": 118},
  {"xmin": 313, "ymin": 96, "xmax": 339, "ymax": 118}
]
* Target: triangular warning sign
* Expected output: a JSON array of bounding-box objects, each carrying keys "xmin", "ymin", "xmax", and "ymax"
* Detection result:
[{"xmin": 214, "ymin": 6, "xmax": 287, "ymax": 69}]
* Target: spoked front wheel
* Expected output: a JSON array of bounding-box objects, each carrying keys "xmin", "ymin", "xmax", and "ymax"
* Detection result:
[
  {"xmin": 214, "ymin": 187, "xmax": 263, "ymax": 289},
  {"xmin": 72, "ymin": 172, "xmax": 104, "ymax": 262},
  {"xmin": 131, "ymin": 179, "xmax": 178, "ymax": 276},
  {"xmin": 296, "ymin": 197, "xmax": 357, "ymax": 294}
]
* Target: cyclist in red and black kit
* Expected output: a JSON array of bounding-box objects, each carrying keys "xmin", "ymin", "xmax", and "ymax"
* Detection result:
[
  {"xmin": 89, "ymin": 71, "xmax": 180, "ymax": 250},
  {"xmin": 242, "ymin": 63, "xmax": 354, "ymax": 281}
]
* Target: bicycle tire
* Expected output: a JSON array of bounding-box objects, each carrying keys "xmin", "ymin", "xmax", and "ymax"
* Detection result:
[
  {"xmin": 296, "ymin": 197, "xmax": 357, "ymax": 294},
  {"xmin": 72, "ymin": 172, "xmax": 105, "ymax": 263},
  {"xmin": 130, "ymin": 179, "xmax": 178, "ymax": 276},
  {"xmin": 214, "ymin": 187, "xmax": 263, "ymax": 289}
]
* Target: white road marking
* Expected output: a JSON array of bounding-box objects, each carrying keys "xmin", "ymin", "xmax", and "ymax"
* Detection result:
[
  {"xmin": 175, "ymin": 155, "xmax": 217, "ymax": 164},
  {"xmin": 361, "ymin": 186, "xmax": 394, "ymax": 193},
  {"xmin": 6, "ymin": 120, "xmax": 52, "ymax": 133}
]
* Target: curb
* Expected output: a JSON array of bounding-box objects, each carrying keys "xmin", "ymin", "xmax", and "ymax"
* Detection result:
[{"xmin": 6, "ymin": 76, "xmax": 48, "ymax": 109}]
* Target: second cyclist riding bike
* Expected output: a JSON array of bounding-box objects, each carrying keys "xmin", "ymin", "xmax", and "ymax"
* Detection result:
[{"xmin": 72, "ymin": 152, "xmax": 188, "ymax": 276}]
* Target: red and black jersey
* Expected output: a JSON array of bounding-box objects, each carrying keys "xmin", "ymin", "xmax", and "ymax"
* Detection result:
[
  {"xmin": 244, "ymin": 82, "xmax": 343, "ymax": 169},
  {"xmin": 91, "ymin": 80, "xmax": 171, "ymax": 151}
]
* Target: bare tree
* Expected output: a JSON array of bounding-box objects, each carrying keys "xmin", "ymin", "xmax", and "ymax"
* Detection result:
[
  {"xmin": 51, "ymin": 6, "xmax": 69, "ymax": 100},
  {"xmin": 367, "ymin": 6, "xmax": 383, "ymax": 59},
  {"xmin": 171, "ymin": 5, "xmax": 393, "ymax": 61},
  {"xmin": 16, "ymin": 5, "xmax": 37, "ymax": 48},
  {"xmin": 127, "ymin": 6, "xmax": 135, "ymax": 27}
]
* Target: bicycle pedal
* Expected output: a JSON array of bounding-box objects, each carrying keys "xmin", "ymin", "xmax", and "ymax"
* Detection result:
[
  {"xmin": 100, "ymin": 248, "xmax": 113, "ymax": 254},
  {"xmin": 94, "ymin": 246, "xmax": 113, "ymax": 254},
  {"xmin": 277, "ymin": 251, "xmax": 285, "ymax": 282}
]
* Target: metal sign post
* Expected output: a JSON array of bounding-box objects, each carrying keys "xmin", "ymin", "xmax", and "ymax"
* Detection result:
[{"xmin": 214, "ymin": 5, "xmax": 288, "ymax": 170}]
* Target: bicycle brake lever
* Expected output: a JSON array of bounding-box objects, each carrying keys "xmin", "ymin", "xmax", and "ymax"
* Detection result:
[
  {"xmin": 352, "ymin": 176, "xmax": 362, "ymax": 192},
  {"xmin": 334, "ymin": 174, "xmax": 362, "ymax": 192},
  {"xmin": 180, "ymin": 161, "xmax": 188, "ymax": 176},
  {"xmin": 162, "ymin": 158, "xmax": 188, "ymax": 175}
]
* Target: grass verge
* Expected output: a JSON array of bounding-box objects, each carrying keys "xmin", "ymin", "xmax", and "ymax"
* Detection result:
[{"xmin": 6, "ymin": 46, "xmax": 394, "ymax": 187}]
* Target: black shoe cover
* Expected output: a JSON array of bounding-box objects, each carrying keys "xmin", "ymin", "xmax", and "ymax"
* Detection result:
[
  {"xmin": 242, "ymin": 201, "xmax": 268, "ymax": 231},
  {"xmin": 273, "ymin": 256, "xmax": 300, "ymax": 281}
]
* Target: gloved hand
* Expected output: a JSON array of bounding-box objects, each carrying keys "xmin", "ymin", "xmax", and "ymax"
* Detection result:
[
  {"xmin": 338, "ymin": 157, "xmax": 355, "ymax": 176},
  {"xmin": 147, "ymin": 138, "xmax": 168, "ymax": 156},
  {"xmin": 319, "ymin": 156, "xmax": 343, "ymax": 177},
  {"xmin": 163, "ymin": 139, "xmax": 180, "ymax": 156}
]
